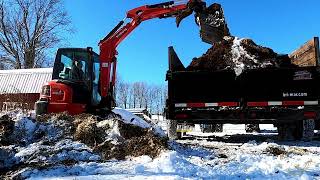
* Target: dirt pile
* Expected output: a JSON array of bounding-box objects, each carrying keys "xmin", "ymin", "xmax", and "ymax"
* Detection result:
[
  {"xmin": 0, "ymin": 115, "xmax": 14, "ymax": 146},
  {"xmin": 125, "ymin": 130, "xmax": 167, "ymax": 158},
  {"xmin": 266, "ymin": 145, "xmax": 287, "ymax": 156},
  {"xmin": 73, "ymin": 115, "xmax": 107, "ymax": 146},
  {"xmin": 36, "ymin": 112, "xmax": 167, "ymax": 161},
  {"xmin": 38, "ymin": 112, "xmax": 167, "ymax": 161},
  {"xmin": 93, "ymin": 120, "xmax": 167, "ymax": 160},
  {"xmin": 0, "ymin": 110, "xmax": 167, "ymax": 177},
  {"xmin": 187, "ymin": 36, "xmax": 294, "ymax": 75},
  {"xmin": 265, "ymin": 145, "xmax": 309, "ymax": 156},
  {"xmin": 118, "ymin": 120, "xmax": 148, "ymax": 139}
]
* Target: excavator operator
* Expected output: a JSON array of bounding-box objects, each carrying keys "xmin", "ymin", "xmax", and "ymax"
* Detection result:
[{"xmin": 71, "ymin": 60, "xmax": 84, "ymax": 81}]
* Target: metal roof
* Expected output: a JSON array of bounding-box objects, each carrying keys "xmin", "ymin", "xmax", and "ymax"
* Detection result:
[{"xmin": 0, "ymin": 68, "xmax": 52, "ymax": 94}]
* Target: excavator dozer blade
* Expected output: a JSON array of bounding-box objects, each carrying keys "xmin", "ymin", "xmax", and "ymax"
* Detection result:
[{"xmin": 197, "ymin": 3, "xmax": 230, "ymax": 44}]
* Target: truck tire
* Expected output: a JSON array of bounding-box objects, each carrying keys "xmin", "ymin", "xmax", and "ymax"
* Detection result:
[
  {"xmin": 277, "ymin": 119, "xmax": 315, "ymax": 141},
  {"xmin": 168, "ymin": 119, "xmax": 180, "ymax": 140},
  {"xmin": 277, "ymin": 123, "xmax": 296, "ymax": 141},
  {"xmin": 176, "ymin": 132, "xmax": 182, "ymax": 140},
  {"xmin": 315, "ymin": 119, "xmax": 320, "ymax": 130},
  {"xmin": 200, "ymin": 124, "xmax": 223, "ymax": 133},
  {"xmin": 245, "ymin": 124, "xmax": 260, "ymax": 133},
  {"xmin": 216, "ymin": 124, "xmax": 223, "ymax": 132},
  {"xmin": 294, "ymin": 119, "xmax": 315, "ymax": 141}
]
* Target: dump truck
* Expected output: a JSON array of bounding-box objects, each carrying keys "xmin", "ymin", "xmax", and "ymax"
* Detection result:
[{"xmin": 166, "ymin": 37, "xmax": 320, "ymax": 140}]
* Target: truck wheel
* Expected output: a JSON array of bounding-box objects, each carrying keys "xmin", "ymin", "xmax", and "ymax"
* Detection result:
[
  {"xmin": 214, "ymin": 124, "xmax": 223, "ymax": 132},
  {"xmin": 314, "ymin": 119, "xmax": 320, "ymax": 130},
  {"xmin": 168, "ymin": 119, "xmax": 179, "ymax": 140},
  {"xmin": 277, "ymin": 120, "xmax": 315, "ymax": 141},
  {"xmin": 277, "ymin": 123, "xmax": 296, "ymax": 141},
  {"xmin": 245, "ymin": 124, "xmax": 260, "ymax": 133},
  {"xmin": 294, "ymin": 119, "xmax": 315, "ymax": 141},
  {"xmin": 201, "ymin": 124, "xmax": 223, "ymax": 133},
  {"xmin": 176, "ymin": 132, "xmax": 182, "ymax": 140},
  {"xmin": 200, "ymin": 124, "xmax": 210, "ymax": 133}
]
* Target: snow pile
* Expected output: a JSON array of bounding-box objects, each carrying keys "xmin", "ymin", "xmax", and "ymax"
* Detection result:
[
  {"xmin": 12, "ymin": 117, "xmax": 37, "ymax": 144},
  {"xmin": 0, "ymin": 109, "xmax": 167, "ymax": 179},
  {"xmin": 112, "ymin": 108, "xmax": 150, "ymax": 128},
  {"xmin": 187, "ymin": 36, "xmax": 294, "ymax": 76},
  {"xmin": 230, "ymin": 37, "xmax": 271, "ymax": 76},
  {"xmin": 113, "ymin": 108, "xmax": 165, "ymax": 137},
  {"xmin": 151, "ymin": 115, "xmax": 168, "ymax": 133},
  {"xmin": 0, "ymin": 115, "xmax": 14, "ymax": 145},
  {"xmin": 14, "ymin": 139, "xmax": 100, "ymax": 170},
  {"xmin": 10, "ymin": 140, "xmax": 320, "ymax": 179},
  {"xmin": 0, "ymin": 114, "xmax": 103, "ymax": 177}
]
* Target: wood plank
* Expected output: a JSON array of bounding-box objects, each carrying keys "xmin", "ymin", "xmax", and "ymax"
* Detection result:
[{"xmin": 289, "ymin": 37, "xmax": 319, "ymax": 67}]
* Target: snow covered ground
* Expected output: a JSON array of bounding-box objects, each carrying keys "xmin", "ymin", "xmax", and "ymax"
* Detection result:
[
  {"xmin": 189, "ymin": 124, "xmax": 277, "ymax": 137},
  {"xmin": 23, "ymin": 139, "xmax": 320, "ymax": 180},
  {"xmin": 152, "ymin": 114, "xmax": 167, "ymax": 133},
  {"xmin": 15, "ymin": 123, "xmax": 320, "ymax": 180},
  {"xmin": 2, "ymin": 111, "xmax": 320, "ymax": 179}
]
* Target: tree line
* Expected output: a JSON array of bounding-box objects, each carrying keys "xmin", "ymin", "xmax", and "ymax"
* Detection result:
[{"xmin": 115, "ymin": 78, "xmax": 168, "ymax": 115}]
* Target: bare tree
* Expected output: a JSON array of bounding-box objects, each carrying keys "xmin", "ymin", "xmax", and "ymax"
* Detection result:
[
  {"xmin": 161, "ymin": 84, "xmax": 168, "ymax": 114},
  {"xmin": 132, "ymin": 82, "xmax": 146, "ymax": 108},
  {"xmin": 153, "ymin": 85, "xmax": 165, "ymax": 115},
  {"xmin": 115, "ymin": 80, "xmax": 168, "ymax": 115},
  {"xmin": 140, "ymin": 82, "xmax": 147, "ymax": 108},
  {"xmin": 132, "ymin": 82, "xmax": 139, "ymax": 108},
  {"xmin": 140, "ymin": 82, "xmax": 148, "ymax": 109},
  {"xmin": 127, "ymin": 84, "xmax": 133, "ymax": 108},
  {"xmin": 117, "ymin": 80, "xmax": 130, "ymax": 109},
  {"xmin": 147, "ymin": 85, "xmax": 157, "ymax": 114},
  {"xmin": 0, "ymin": 0, "xmax": 71, "ymax": 69}
]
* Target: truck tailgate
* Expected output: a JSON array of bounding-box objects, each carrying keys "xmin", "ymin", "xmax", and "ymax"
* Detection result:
[{"xmin": 242, "ymin": 67, "xmax": 320, "ymax": 104}]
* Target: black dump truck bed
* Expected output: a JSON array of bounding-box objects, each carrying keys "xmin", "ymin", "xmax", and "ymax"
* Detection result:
[
  {"xmin": 166, "ymin": 47, "xmax": 320, "ymax": 126},
  {"xmin": 168, "ymin": 67, "xmax": 320, "ymax": 104}
]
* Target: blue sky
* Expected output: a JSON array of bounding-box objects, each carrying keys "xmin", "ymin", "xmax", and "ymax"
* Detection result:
[{"xmin": 64, "ymin": 0, "xmax": 319, "ymax": 84}]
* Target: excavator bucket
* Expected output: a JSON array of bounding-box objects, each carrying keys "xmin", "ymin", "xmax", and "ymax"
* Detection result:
[
  {"xmin": 176, "ymin": 2, "xmax": 230, "ymax": 44},
  {"xmin": 197, "ymin": 3, "xmax": 230, "ymax": 44}
]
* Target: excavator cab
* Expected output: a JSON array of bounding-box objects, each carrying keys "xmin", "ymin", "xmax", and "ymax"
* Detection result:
[
  {"xmin": 35, "ymin": 48, "xmax": 102, "ymax": 115},
  {"xmin": 52, "ymin": 48, "xmax": 102, "ymax": 106}
]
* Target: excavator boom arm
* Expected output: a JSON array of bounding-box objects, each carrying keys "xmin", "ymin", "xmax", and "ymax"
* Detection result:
[{"xmin": 98, "ymin": 1, "xmax": 193, "ymax": 103}]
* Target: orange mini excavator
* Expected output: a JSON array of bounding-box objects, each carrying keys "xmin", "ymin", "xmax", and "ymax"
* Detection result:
[{"xmin": 35, "ymin": 0, "xmax": 229, "ymax": 115}]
